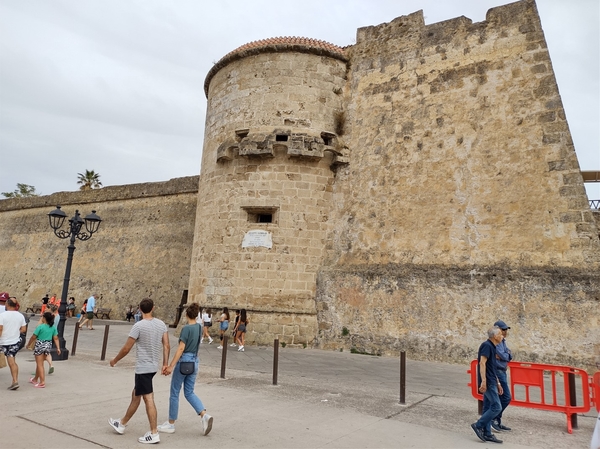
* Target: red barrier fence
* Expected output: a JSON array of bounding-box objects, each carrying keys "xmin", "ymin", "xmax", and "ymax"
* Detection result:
[{"xmin": 468, "ymin": 360, "xmax": 596, "ymax": 433}]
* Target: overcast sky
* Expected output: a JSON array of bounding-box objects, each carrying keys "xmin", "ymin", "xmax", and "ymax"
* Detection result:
[{"xmin": 1, "ymin": 0, "xmax": 598, "ymax": 200}]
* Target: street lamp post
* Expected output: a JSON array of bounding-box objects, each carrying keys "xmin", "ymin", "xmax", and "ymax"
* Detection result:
[{"xmin": 47, "ymin": 205, "xmax": 102, "ymax": 360}]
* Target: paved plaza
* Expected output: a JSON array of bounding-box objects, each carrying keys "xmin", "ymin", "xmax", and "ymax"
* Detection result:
[{"xmin": 0, "ymin": 316, "xmax": 597, "ymax": 448}]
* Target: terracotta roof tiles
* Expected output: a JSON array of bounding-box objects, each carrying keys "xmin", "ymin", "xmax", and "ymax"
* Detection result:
[{"xmin": 204, "ymin": 36, "xmax": 347, "ymax": 97}]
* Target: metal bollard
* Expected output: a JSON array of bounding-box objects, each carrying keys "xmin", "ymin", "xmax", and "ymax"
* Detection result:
[
  {"xmin": 100, "ymin": 325, "xmax": 110, "ymax": 361},
  {"xmin": 71, "ymin": 321, "xmax": 80, "ymax": 356},
  {"xmin": 220, "ymin": 335, "xmax": 228, "ymax": 379},
  {"xmin": 399, "ymin": 351, "xmax": 406, "ymax": 404},
  {"xmin": 567, "ymin": 370, "xmax": 578, "ymax": 429},
  {"xmin": 273, "ymin": 339, "xmax": 279, "ymax": 385}
]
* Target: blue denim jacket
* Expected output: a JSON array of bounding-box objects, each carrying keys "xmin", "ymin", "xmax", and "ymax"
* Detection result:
[{"xmin": 496, "ymin": 338, "xmax": 512, "ymax": 370}]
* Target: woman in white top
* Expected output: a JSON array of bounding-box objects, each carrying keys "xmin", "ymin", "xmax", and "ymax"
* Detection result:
[
  {"xmin": 200, "ymin": 308, "xmax": 213, "ymax": 344},
  {"xmin": 216, "ymin": 307, "xmax": 229, "ymax": 349}
]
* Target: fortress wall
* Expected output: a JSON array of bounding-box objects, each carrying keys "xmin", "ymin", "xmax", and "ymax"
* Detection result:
[
  {"xmin": 0, "ymin": 176, "xmax": 198, "ymax": 323},
  {"xmin": 189, "ymin": 51, "xmax": 347, "ymax": 345},
  {"xmin": 316, "ymin": 0, "xmax": 599, "ymax": 366}
]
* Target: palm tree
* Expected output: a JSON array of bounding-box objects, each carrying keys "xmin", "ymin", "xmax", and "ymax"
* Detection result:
[{"xmin": 77, "ymin": 170, "xmax": 102, "ymax": 190}]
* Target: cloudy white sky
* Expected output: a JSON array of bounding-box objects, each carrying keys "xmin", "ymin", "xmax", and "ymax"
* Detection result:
[{"xmin": 1, "ymin": 0, "xmax": 598, "ymax": 200}]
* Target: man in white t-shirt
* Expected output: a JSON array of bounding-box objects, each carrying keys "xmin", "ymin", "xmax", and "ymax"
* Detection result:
[
  {"xmin": 0, "ymin": 298, "xmax": 27, "ymax": 390},
  {"xmin": 108, "ymin": 298, "xmax": 170, "ymax": 445}
]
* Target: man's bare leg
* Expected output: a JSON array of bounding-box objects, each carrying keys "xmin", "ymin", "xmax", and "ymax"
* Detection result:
[
  {"xmin": 7, "ymin": 356, "xmax": 18, "ymax": 384},
  {"xmin": 121, "ymin": 388, "xmax": 142, "ymax": 426},
  {"xmin": 142, "ymin": 392, "xmax": 158, "ymax": 433}
]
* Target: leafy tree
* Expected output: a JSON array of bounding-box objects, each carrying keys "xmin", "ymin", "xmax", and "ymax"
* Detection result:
[
  {"xmin": 77, "ymin": 170, "xmax": 102, "ymax": 190},
  {"xmin": 1, "ymin": 183, "xmax": 40, "ymax": 198}
]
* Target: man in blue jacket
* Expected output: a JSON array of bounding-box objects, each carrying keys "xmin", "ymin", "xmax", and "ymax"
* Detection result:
[{"xmin": 489, "ymin": 319, "xmax": 513, "ymax": 432}]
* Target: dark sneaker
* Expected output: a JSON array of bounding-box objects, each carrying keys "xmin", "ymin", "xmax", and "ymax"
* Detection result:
[
  {"xmin": 484, "ymin": 433, "xmax": 503, "ymax": 443},
  {"xmin": 492, "ymin": 420, "xmax": 511, "ymax": 432},
  {"xmin": 471, "ymin": 423, "xmax": 486, "ymax": 442}
]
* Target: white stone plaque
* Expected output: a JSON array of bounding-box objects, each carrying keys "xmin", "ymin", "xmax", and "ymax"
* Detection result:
[{"xmin": 242, "ymin": 230, "xmax": 273, "ymax": 249}]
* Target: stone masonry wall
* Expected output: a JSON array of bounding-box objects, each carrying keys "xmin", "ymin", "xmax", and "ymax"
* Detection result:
[
  {"xmin": 316, "ymin": 0, "xmax": 600, "ymax": 367},
  {"xmin": 188, "ymin": 50, "xmax": 347, "ymax": 345},
  {"xmin": 0, "ymin": 177, "xmax": 198, "ymax": 324}
]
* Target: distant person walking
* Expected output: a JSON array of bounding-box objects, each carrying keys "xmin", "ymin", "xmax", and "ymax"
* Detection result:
[
  {"xmin": 484, "ymin": 320, "xmax": 512, "ymax": 432},
  {"xmin": 471, "ymin": 326, "xmax": 504, "ymax": 444},
  {"xmin": 216, "ymin": 307, "xmax": 229, "ymax": 349},
  {"xmin": 108, "ymin": 298, "xmax": 170, "ymax": 445},
  {"xmin": 0, "ymin": 298, "xmax": 27, "ymax": 390},
  {"xmin": 67, "ymin": 297, "xmax": 76, "ymax": 317},
  {"xmin": 79, "ymin": 293, "xmax": 97, "ymax": 330},
  {"xmin": 234, "ymin": 309, "xmax": 248, "ymax": 352},
  {"xmin": 40, "ymin": 294, "xmax": 49, "ymax": 315},
  {"xmin": 230, "ymin": 310, "xmax": 240, "ymax": 347},
  {"xmin": 27, "ymin": 311, "xmax": 60, "ymax": 388},
  {"xmin": 77, "ymin": 298, "xmax": 88, "ymax": 324},
  {"xmin": 201, "ymin": 308, "xmax": 213, "ymax": 344},
  {"xmin": 158, "ymin": 303, "xmax": 213, "ymax": 436}
]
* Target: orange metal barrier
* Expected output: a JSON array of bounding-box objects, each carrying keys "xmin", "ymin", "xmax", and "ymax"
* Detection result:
[{"xmin": 468, "ymin": 360, "xmax": 593, "ymax": 433}]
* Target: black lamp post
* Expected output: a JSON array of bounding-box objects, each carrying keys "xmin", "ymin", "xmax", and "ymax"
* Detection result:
[{"xmin": 48, "ymin": 205, "xmax": 102, "ymax": 360}]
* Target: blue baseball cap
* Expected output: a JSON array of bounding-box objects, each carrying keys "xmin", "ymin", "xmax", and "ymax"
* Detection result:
[{"xmin": 494, "ymin": 320, "xmax": 510, "ymax": 330}]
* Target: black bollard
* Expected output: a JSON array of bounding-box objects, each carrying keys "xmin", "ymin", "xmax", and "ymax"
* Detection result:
[
  {"xmin": 71, "ymin": 321, "xmax": 80, "ymax": 356},
  {"xmin": 400, "ymin": 351, "xmax": 406, "ymax": 404},
  {"xmin": 273, "ymin": 339, "xmax": 279, "ymax": 385},
  {"xmin": 100, "ymin": 325, "xmax": 110, "ymax": 361},
  {"xmin": 567, "ymin": 370, "xmax": 578, "ymax": 429},
  {"xmin": 220, "ymin": 335, "xmax": 228, "ymax": 379}
]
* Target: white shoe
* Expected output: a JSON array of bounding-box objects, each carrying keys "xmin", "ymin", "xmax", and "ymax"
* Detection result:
[
  {"xmin": 208, "ymin": 338, "xmax": 213, "ymax": 344},
  {"xmin": 229, "ymin": 343, "xmax": 237, "ymax": 347},
  {"xmin": 157, "ymin": 421, "xmax": 175, "ymax": 434},
  {"xmin": 200, "ymin": 338, "xmax": 204, "ymax": 344},
  {"xmin": 201, "ymin": 413, "xmax": 213, "ymax": 436},
  {"xmin": 238, "ymin": 345, "xmax": 244, "ymax": 352},
  {"xmin": 108, "ymin": 417, "xmax": 126, "ymax": 434},
  {"xmin": 138, "ymin": 431, "xmax": 160, "ymax": 444},
  {"xmin": 217, "ymin": 345, "xmax": 223, "ymax": 349}
]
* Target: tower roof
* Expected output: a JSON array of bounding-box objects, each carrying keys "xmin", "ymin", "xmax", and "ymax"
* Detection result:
[{"xmin": 204, "ymin": 37, "xmax": 348, "ymax": 97}]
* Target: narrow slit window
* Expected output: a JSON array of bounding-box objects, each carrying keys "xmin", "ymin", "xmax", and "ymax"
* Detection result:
[
  {"xmin": 276, "ymin": 135, "xmax": 288, "ymax": 142},
  {"xmin": 242, "ymin": 206, "xmax": 279, "ymax": 225}
]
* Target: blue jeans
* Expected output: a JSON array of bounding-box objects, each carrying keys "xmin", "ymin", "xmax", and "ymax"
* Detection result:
[
  {"xmin": 168, "ymin": 353, "xmax": 204, "ymax": 421},
  {"xmin": 482, "ymin": 370, "xmax": 511, "ymax": 423},
  {"xmin": 476, "ymin": 382, "xmax": 502, "ymax": 435}
]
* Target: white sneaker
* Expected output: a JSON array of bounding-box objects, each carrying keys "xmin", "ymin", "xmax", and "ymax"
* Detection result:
[
  {"xmin": 200, "ymin": 338, "xmax": 204, "ymax": 344},
  {"xmin": 208, "ymin": 338, "xmax": 213, "ymax": 344},
  {"xmin": 238, "ymin": 345, "xmax": 244, "ymax": 352},
  {"xmin": 138, "ymin": 431, "xmax": 160, "ymax": 444},
  {"xmin": 108, "ymin": 417, "xmax": 126, "ymax": 434},
  {"xmin": 229, "ymin": 343, "xmax": 237, "ymax": 347},
  {"xmin": 201, "ymin": 413, "xmax": 213, "ymax": 436},
  {"xmin": 157, "ymin": 421, "xmax": 175, "ymax": 434},
  {"xmin": 217, "ymin": 345, "xmax": 223, "ymax": 349}
]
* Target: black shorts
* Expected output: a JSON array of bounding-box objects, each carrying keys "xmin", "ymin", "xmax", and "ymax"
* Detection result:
[
  {"xmin": 204, "ymin": 322, "xmax": 212, "ymax": 327},
  {"xmin": 134, "ymin": 372, "xmax": 156, "ymax": 396}
]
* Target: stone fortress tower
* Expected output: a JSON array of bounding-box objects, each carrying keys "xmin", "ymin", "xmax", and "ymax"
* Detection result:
[
  {"xmin": 190, "ymin": 0, "xmax": 599, "ymax": 365},
  {"xmin": 188, "ymin": 38, "xmax": 348, "ymax": 344}
]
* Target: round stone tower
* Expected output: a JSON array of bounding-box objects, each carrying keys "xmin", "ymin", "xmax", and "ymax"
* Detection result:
[{"xmin": 189, "ymin": 37, "xmax": 348, "ymax": 346}]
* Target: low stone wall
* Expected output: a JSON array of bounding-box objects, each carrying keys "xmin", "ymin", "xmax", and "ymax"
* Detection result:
[{"xmin": 315, "ymin": 263, "xmax": 600, "ymax": 370}]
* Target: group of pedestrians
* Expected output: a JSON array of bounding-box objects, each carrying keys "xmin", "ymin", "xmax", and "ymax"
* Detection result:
[
  {"xmin": 471, "ymin": 320, "xmax": 513, "ymax": 444},
  {"xmin": 0, "ymin": 293, "xmax": 62, "ymax": 390},
  {"xmin": 200, "ymin": 307, "xmax": 249, "ymax": 352},
  {"xmin": 108, "ymin": 298, "xmax": 213, "ymax": 445}
]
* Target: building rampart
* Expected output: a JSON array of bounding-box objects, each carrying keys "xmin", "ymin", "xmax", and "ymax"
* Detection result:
[{"xmin": 0, "ymin": 176, "xmax": 198, "ymax": 323}]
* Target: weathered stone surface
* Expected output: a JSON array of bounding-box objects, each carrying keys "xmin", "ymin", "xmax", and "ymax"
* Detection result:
[{"xmin": 0, "ymin": 177, "xmax": 198, "ymax": 323}]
